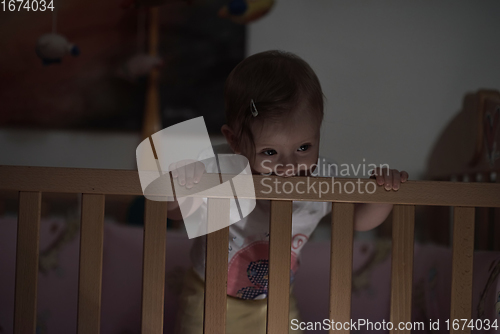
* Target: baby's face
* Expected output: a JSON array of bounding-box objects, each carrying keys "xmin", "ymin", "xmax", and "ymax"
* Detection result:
[{"xmin": 247, "ymin": 114, "xmax": 321, "ymax": 177}]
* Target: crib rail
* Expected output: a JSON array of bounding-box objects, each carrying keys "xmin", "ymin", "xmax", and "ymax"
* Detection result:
[
  {"xmin": 1, "ymin": 165, "xmax": 499, "ymax": 206},
  {"xmin": 1, "ymin": 165, "xmax": 500, "ymax": 334}
]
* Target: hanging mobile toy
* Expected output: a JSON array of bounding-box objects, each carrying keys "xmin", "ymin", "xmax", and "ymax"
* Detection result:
[
  {"xmin": 116, "ymin": 9, "xmax": 163, "ymax": 82},
  {"xmin": 218, "ymin": 0, "xmax": 275, "ymax": 24},
  {"xmin": 35, "ymin": 0, "xmax": 80, "ymax": 65},
  {"xmin": 36, "ymin": 34, "xmax": 80, "ymax": 65},
  {"xmin": 117, "ymin": 54, "xmax": 164, "ymax": 82}
]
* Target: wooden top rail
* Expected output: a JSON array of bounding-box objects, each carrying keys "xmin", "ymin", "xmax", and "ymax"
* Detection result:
[{"xmin": 1, "ymin": 165, "xmax": 500, "ymax": 207}]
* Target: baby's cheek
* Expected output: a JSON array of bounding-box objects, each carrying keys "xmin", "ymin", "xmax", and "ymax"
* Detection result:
[{"xmin": 253, "ymin": 157, "xmax": 274, "ymax": 175}]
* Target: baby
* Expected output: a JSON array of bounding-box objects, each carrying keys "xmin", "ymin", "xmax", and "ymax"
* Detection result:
[{"xmin": 169, "ymin": 50, "xmax": 408, "ymax": 334}]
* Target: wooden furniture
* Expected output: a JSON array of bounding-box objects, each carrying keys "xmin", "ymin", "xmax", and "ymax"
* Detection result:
[
  {"xmin": 141, "ymin": 8, "xmax": 162, "ymax": 141},
  {"xmin": 1, "ymin": 165, "xmax": 499, "ymax": 334},
  {"xmin": 424, "ymin": 89, "xmax": 500, "ymax": 251}
]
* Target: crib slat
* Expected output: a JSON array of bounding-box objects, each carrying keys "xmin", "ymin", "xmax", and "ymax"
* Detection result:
[
  {"xmin": 450, "ymin": 207, "xmax": 475, "ymax": 334},
  {"xmin": 141, "ymin": 199, "xmax": 168, "ymax": 334},
  {"xmin": 329, "ymin": 202, "xmax": 354, "ymax": 334},
  {"xmin": 14, "ymin": 191, "xmax": 41, "ymax": 334},
  {"xmin": 390, "ymin": 205, "xmax": 415, "ymax": 334},
  {"xmin": 77, "ymin": 194, "xmax": 105, "ymax": 334},
  {"xmin": 204, "ymin": 198, "xmax": 230, "ymax": 334},
  {"xmin": 267, "ymin": 200, "xmax": 293, "ymax": 334}
]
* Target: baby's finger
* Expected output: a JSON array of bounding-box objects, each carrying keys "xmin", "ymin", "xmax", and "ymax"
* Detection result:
[
  {"xmin": 373, "ymin": 168, "xmax": 385, "ymax": 186},
  {"xmin": 193, "ymin": 161, "xmax": 205, "ymax": 184},
  {"xmin": 393, "ymin": 170, "xmax": 401, "ymax": 191},
  {"xmin": 384, "ymin": 170, "xmax": 393, "ymax": 190},
  {"xmin": 177, "ymin": 164, "xmax": 186, "ymax": 186},
  {"xmin": 184, "ymin": 161, "xmax": 196, "ymax": 189},
  {"xmin": 401, "ymin": 171, "xmax": 409, "ymax": 182},
  {"xmin": 169, "ymin": 162, "xmax": 178, "ymax": 178}
]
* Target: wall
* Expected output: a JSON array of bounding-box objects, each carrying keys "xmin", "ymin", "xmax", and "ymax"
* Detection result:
[
  {"xmin": 0, "ymin": 129, "xmax": 227, "ymax": 170},
  {"xmin": 248, "ymin": 0, "xmax": 500, "ymax": 179}
]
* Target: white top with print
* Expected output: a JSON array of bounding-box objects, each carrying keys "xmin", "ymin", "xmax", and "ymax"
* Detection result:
[{"xmin": 189, "ymin": 143, "xmax": 336, "ymax": 299}]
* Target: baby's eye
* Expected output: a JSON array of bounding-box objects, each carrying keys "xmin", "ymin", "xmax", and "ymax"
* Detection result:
[
  {"xmin": 298, "ymin": 144, "xmax": 310, "ymax": 152},
  {"xmin": 262, "ymin": 149, "xmax": 277, "ymax": 156}
]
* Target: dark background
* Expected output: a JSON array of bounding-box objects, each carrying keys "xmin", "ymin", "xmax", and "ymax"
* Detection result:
[{"xmin": 0, "ymin": 0, "xmax": 245, "ymax": 134}]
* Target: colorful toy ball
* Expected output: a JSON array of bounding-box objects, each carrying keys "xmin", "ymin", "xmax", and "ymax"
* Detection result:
[
  {"xmin": 218, "ymin": 0, "xmax": 275, "ymax": 24},
  {"xmin": 35, "ymin": 33, "xmax": 80, "ymax": 65}
]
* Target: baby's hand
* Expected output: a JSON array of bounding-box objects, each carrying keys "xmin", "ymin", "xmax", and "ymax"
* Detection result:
[
  {"xmin": 370, "ymin": 168, "xmax": 409, "ymax": 191},
  {"xmin": 168, "ymin": 159, "xmax": 205, "ymax": 189}
]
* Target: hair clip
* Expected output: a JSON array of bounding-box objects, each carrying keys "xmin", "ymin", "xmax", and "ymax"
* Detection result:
[{"xmin": 250, "ymin": 99, "xmax": 258, "ymax": 117}]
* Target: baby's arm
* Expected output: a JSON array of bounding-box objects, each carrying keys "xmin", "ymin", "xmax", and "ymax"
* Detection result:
[
  {"xmin": 166, "ymin": 159, "xmax": 205, "ymax": 221},
  {"xmin": 353, "ymin": 203, "xmax": 394, "ymax": 231},
  {"xmin": 353, "ymin": 168, "xmax": 409, "ymax": 231}
]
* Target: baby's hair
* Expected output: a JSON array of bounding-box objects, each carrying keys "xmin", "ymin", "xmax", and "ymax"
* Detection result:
[{"xmin": 224, "ymin": 50, "xmax": 325, "ymax": 165}]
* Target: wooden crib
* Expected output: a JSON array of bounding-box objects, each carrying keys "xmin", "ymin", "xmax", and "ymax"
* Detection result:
[{"xmin": 1, "ymin": 165, "xmax": 499, "ymax": 334}]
